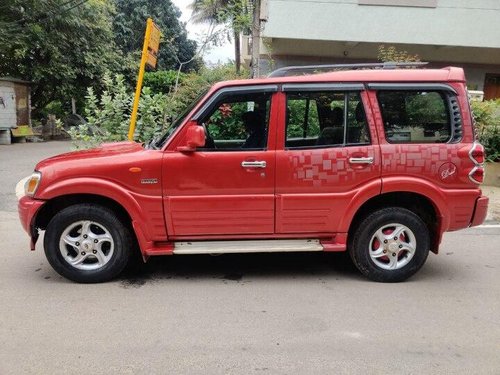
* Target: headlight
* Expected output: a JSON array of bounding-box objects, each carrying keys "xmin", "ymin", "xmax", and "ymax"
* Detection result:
[{"xmin": 24, "ymin": 171, "xmax": 42, "ymax": 197}]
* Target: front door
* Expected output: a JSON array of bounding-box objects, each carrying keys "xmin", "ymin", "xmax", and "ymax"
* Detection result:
[
  {"xmin": 275, "ymin": 86, "xmax": 381, "ymax": 234},
  {"xmin": 163, "ymin": 88, "xmax": 277, "ymax": 237}
]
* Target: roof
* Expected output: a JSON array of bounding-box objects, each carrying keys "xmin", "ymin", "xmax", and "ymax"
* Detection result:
[
  {"xmin": 0, "ymin": 77, "xmax": 32, "ymax": 84},
  {"xmin": 212, "ymin": 67, "xmax": 465, "ymax": 91}
]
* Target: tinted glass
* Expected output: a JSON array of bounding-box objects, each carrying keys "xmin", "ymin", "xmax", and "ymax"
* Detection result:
[
  {"xmin": 285, "ymin": 91, "xmax": 369, "ymax": 148},
  {"xmin": 200, "ymin": 92, "xmax": 272, "ymax": 151},
  {"xmin": 378, "ymin": 91, "xmax": 451, "ymax": 143}
]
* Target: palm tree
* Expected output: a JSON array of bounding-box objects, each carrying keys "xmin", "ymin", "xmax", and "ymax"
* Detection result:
[{"xmin": 190, "ymin": 0, "xmax": 250, "ymax": 74}]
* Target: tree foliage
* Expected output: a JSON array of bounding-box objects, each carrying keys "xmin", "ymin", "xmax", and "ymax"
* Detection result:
[
  {"xmin": 113, "ymin": 0, "xmax": 201, "ymax": 72},
  {"xmin": 0, "ymin": 0, "xmax": 126, "ymax": 113},
  {"xmin": 190, "ymin": 0, "xmax": 252, "ymax": 73},
  {"xmin": 0, "ymin": 0, "xmax": 201, "ymax": 117},
  {"xmin": 472, "ymin": 99, "xmax": 500, "ymax": 162},
  {"xmin": 377, "ymin": 45, "xmax": 420, "ymax": 63}
]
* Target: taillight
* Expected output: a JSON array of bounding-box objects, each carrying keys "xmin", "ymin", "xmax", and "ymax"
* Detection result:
[
  {"xmin": 470, "ymin": 144, "xmax": 485, "ymax": 164},
  {"xmin": 469, "ymin": 166, "xmax": 484, "ymax": 184},
  {"xmin": 468, "ymin": 143, "xmax": 485, "ymax": 184}
]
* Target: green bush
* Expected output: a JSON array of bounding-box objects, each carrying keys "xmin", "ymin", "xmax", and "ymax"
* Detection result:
[
  {"xmin": 170, "ymin": 64, "xmax": 248, "ymax": 114},
  {"xmin": 69, "ymin": 64, "xmax": 248, "ymax": 148},
  {"xmin": 40, "ymin": 101, "xmax": 66, "ymax": 119},
  {"xmin": 472, "ymin": 99, "xmax": 500, "ymax": 162},
  {"xmin": 68, "ymin": 74, "xmax": 168, "ymax": 148},
  {"xmin": 143, "ymin": 70, "xmax": 184, "ymax": 94}
]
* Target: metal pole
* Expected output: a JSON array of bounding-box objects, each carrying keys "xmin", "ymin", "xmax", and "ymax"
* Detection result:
[
  {"xmin": 251, "ymin": 0, "xmax": 261, "ymax": 78},
  {"xmin": 128, "ymin": 18, "xmax": 153, "ymax": 141}
]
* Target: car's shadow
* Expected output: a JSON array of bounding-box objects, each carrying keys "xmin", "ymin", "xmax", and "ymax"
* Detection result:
[{"xmin": 120, "ymin": 251, "xmax": 361, "ymax": 287}]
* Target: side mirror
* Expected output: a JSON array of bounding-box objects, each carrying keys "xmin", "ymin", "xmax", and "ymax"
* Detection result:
[{"xmin": 177, "ymin": 124, "xmax": 206, "ymax": 152}]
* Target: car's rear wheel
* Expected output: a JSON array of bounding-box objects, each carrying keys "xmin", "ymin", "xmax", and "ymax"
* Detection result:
[
  {"xmin": 44, "ymin": 204, "xmax": 132, "ymax": 283},
  {"xmin": 349, "ymin": 207, "xmax": 430, "ymax": 282}
]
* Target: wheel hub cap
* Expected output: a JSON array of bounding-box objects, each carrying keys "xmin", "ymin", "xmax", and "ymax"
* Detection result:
[
  {"xmin": 58, "ymin": 220, "xmax": 114, "ymax": 271},
  {"xmin": 369, "ymin": 223, "xmax": 417, "ymax": 271},
  {"xmin": 82, "ymin": 241, "xmax": 92, "ymax": 251}
]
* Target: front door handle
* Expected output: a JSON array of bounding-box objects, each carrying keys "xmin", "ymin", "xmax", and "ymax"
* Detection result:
[
  {"xmin": 241, "ymin": 161, "xmax": 267, "ymax": 168},
  {"xmin": 349, "ymin": 157, "xmax": 374, "ymax": 164}
]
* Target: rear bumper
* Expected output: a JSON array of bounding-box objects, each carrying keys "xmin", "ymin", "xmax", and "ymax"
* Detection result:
[
  {"xmin": 18, "ymin": 196, "xmax": 45, "ymax": 249},
  {"xmin": 470, "ymin": 195, "xmax": 489, "ymax": 227}
]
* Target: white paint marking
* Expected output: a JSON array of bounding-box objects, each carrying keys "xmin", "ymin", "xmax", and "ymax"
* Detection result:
[{"xmin": 476, "ymin": 224, "xmax": 500, "ymax": 229}]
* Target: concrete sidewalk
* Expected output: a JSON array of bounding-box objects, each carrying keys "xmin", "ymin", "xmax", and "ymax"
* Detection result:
[{"xmin": 482, "ymin": 185, "xmax": 500, "ymax": 222}]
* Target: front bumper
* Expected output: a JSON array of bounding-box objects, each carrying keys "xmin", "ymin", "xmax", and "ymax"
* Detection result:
[
  {"xmin": 470, "ymin": 195, "xmax": 489, "ymax": 227},
  {"xmin": 18, "ymin": 195, "xmax": 45, "ymax": 249}
]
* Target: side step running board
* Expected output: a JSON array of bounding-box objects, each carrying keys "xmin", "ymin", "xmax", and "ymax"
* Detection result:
[{"xmin": 173, "ymin": 239, "xmax": 323, "ymax": 255}]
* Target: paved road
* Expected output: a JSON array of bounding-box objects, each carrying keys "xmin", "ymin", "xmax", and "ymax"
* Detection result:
[{"xmin": 1, "ymin": 141, "xmax": 499, "ymax": 374}]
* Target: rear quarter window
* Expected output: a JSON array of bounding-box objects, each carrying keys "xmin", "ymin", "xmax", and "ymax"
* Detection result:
[{"xmin": 378, "ymin": 91, "xmax": 452, "ymax": 143}]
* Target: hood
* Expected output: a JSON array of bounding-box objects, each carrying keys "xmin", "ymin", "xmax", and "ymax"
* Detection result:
[
  {"xmin": 29, "ymin": 138, "xmax": 166, "ymax": 201},
  {"xmin": 36, "ymin": 141, "xmax": 144, "ymax": 170}
]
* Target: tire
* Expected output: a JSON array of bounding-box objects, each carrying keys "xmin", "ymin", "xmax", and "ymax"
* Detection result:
[
  {"xmin": 44, "ymin": 204, "xmax": 133, "ymax": 283},
  {"xmin": 349, "ymin": 207, "xmax": 430, "ymax": 283}
]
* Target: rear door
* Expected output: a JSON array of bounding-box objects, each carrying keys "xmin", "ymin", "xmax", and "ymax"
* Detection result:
[{"xmin": 275, "ymin": 84, "xmax": 381, "ymax": 234}]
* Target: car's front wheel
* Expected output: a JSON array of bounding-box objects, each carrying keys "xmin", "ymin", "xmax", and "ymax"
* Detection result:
[
  {"xmin": 44, "ymin": 204, "xmax": 132, "ymax": 283},
  {"xmin": 349, "ymin": 207, "xmax": 430, "ymax": 282}
]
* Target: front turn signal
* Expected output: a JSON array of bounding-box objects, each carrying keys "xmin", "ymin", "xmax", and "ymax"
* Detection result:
[{"xmin": 25, "ymin": 172, "xmax": 42, "ymax": 197}]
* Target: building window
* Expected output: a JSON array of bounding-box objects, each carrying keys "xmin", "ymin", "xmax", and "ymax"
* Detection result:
[{"xmin": 358, "ymin": 0, "xmax": 437, "ymax": 8}]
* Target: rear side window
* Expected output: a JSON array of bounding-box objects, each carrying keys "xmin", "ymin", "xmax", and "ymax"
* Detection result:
[
  {"xmin": 285, "ymin": 91, "xmax": 370, "ymax": 149},
  {"xmin": 378, "ymin": 91, "xmax": 452, "ymax": 143}
]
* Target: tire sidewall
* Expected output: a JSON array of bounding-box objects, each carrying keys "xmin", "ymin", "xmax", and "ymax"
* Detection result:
[
  {"xmin": 350, "ymin": 207, "xmax": 430, "ymax": 282},
  {"xmin": 44, "ymin": 204, "xmax": 131, "ymax": 283}
]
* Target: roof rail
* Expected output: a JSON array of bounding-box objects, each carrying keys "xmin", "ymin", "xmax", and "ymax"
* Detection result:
[{"xmin": 268, "ymin": 62, "xmax": 429, "ymax": 78}]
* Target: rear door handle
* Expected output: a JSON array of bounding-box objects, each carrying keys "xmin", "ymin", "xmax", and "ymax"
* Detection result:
[
  {"xmin": 349, "ymin": 157, "xmax": 374, "ymax": 164},
  {"xmin": 241, "ymin": 161, "xmax": 267, "ymax": 168}
]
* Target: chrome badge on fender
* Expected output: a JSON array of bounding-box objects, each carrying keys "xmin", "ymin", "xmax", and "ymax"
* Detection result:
[{"xmin": 140, "ymin": 178, "xmax": 158, "ymax": 184}]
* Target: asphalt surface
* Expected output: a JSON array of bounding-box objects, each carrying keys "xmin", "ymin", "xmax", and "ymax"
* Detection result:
[{"xmin": 1, "ymin": 141, "xmax": 499, "ymax": 374}]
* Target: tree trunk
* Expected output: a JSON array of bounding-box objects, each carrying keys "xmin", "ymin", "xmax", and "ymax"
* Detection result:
[
  {"xmin": 251, "ymin": 0, "xmax": 261, "ymax": 78},
  {"xmin": 234, "ymin": 30, "xmax": 241, "ymax": 75}
]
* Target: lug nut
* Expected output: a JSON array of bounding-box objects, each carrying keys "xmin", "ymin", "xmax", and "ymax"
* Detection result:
[
  {"xmin": 75, "ymin": 242, "xmax": 80, "ymax": 246},
  {"xmin": 383, "ymin": 240, "xmax": 388, "ymax": 244},
  {"xmin": 83, "ymin": 234, "xmax": 88, "ymax": 239},
  {"xmin": 81, "ymin": 251, "xmax": 86, "ymax": 256},
  {"xmin": 399, "ymin": 245, "xmax": 403, "ymax": 248},
  {"xmin": 394, "ymin": 237, "xmax": 398, "ymax": 240},
  {"xmin": 392, "ymin": 253, "xmax": 396, "ymax": 256},
  {"xmin": 383, "ymin": 250, "xmax": 387, "ymax": 254},
  {"xmin": 93, "ymin": 250, "xmax": 97, "ymax": 254}
]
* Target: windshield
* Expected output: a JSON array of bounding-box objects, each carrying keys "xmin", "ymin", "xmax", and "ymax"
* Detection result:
[{"xmin": 154, "ymin": 89, "xmax": 209, "ymax": 149}]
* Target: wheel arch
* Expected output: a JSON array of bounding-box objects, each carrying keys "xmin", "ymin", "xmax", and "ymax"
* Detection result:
[
  {"xmin": 348, "ymin": 192, "xmax": 441, "ymax": 254},
  {"xmin": 35, "ymin": 194, "xmax": 132, "ymax": 231},
  {"xmin": 34, "ymin": 177, "xmax": 167, "ymax": 254}
]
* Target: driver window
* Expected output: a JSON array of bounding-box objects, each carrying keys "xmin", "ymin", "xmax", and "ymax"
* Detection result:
[{"xmin": 200, "ymin": 92, "xmax": 272, "ymax": 151}]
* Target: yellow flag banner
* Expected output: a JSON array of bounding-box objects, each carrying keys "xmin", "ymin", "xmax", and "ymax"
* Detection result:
[{"xmin": 128, "ymin": 18, "xmax": 162, "ymax": 141}]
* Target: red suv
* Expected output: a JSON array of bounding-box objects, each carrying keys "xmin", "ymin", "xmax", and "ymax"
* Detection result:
[{"xmin": 18, "ymin": 64, "xmax": 489, "ymax": 283}]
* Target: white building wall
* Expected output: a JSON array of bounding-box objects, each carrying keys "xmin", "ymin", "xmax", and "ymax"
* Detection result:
[
  {"xmin": 0, "ymin": 83, "xmax": 17, "ymax": 129},
  {"xmin": 263, "ymin": 0, "xmax": 500, "ymax": 49}
]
